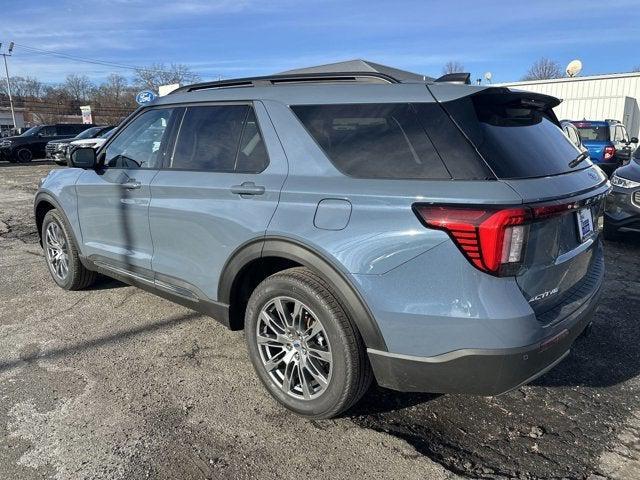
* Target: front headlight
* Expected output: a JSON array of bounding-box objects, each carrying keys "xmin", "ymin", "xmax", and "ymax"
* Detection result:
[
  {"xmin": 0, "ymin": 140, "xmax": 13, "ymax": 147},
  {"xmin": 611, "ymin": 174, "xmax": 640, "ymax": 189}
]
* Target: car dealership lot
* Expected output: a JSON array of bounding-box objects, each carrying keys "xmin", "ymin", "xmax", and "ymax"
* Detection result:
[{"xmin": 1, "ymin": 162, "xmax": 639, "ymax": 479}]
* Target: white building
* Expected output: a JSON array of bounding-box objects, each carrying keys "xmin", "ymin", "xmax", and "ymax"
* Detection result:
[
  {"xmin": 497, "ymin": 72, "xmax": 640, "ymax": 138},
  {"xmin": 0, "ymin": 106, "xmax": 25, "ymax": 135}
]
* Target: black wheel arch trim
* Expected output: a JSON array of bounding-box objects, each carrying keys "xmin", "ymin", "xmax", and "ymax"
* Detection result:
[
  {"xmin": 218, "ymin": 236, "xmax": 388, "ymax": 352},
  {"xmin": 34, "ymin": 193, "xmax": 69, "ymax": 243}
]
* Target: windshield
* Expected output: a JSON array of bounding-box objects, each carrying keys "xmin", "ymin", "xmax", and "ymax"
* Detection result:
[
  {"xmin": 73, "ymin": 127, "xmax": 102, "ymax": 140},
  {"xmin": 19, "ymin": 126, "xmax": 41, "ymax": 137},
  {"xmin": 574, "ymin": 125, "xmax": 609, "ymax": 142},
  {"xmin": 99, "ymin": 127, "xmax": 116, "ymax": 138}
]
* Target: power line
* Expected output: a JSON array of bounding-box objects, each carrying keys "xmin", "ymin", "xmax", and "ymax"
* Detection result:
[{"xmin": 11, "ymin": 42, "xmax": 213, "ymax": 78}]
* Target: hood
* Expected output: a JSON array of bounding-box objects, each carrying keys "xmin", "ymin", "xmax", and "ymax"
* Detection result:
[
  {"xmin": 0, "ymin": 135, "xmax": 22, "ymax": 142},
  {"xmin": 614, "ymin": 158, "xmax": 640, "ymax": 181},
  {"xmin": 48, "ymin": 138, "xmax": 74, "ymax": 145}
]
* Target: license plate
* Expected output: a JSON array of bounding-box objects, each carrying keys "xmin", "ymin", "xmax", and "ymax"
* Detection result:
[{"xmin": 576, "ymin": 208, "xmax": 594, "ymax": 242}]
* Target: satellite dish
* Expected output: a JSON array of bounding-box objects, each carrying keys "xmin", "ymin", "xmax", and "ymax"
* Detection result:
[
  {"xmin": 484, "ymin": 71, "xmax": 492, "ymax": 82},
  {"xmin": 566, "ymin": 59, "xmax": 582, "ymax": 77}
]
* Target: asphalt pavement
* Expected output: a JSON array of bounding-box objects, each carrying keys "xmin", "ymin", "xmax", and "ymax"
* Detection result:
[{"xmin": 0, "ymin": 161, "xmax": 638, "ymax": 479}]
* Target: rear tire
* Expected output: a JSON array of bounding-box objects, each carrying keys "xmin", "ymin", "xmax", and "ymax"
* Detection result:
[
  {"xmin": 42, "ymin": 209, "xmax": 97, "ymax": 290},
  {"xmin": 245, "ymin": 267, "xmax": 372, "ymax": 419}
]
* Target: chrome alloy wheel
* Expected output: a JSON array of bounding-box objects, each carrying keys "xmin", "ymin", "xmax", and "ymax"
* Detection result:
[
  {"xmin": 45, "ymin": 222, "xmax": 69, "ymax": 281},
  {"xmin": 257, "ymin": 296, "xmax": 333, "ymax": 400}
]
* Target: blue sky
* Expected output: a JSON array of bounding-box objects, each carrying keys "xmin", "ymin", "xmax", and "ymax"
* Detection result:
[{"xmin": 1, "ymin": 0, "xmax": 640, "ymax": 86}]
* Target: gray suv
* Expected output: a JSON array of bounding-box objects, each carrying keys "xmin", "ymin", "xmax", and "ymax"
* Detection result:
[{"xmin": 34, "ymin": 72, "xmax": 608, "ymax": 418}]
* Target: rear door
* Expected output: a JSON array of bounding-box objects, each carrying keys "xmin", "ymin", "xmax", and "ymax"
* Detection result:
[
  {"xmin": 148, "ymin": 101, "xmax": 287, "ymax": 301},
  {"xmin": 430, "ymin": 86, "xmax": 608, "ymax": 323}
]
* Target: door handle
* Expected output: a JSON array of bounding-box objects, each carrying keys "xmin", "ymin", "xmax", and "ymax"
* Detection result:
[
  {"xmin": 230, "ymin": 181, "xmax": 265, "ymax": 196},
  {"xmin": 121, "ymin": 180, "xmax": 142, "ymax": 190}
]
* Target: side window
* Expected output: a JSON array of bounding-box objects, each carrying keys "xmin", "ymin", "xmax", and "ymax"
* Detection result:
[
  {"xmin": 568, "ymin": 126, "xmax": 579, "ymax": 147},
  {"xmin": 104, "ymin": 108, "xmax": 173, "ymax": 169},
  {"xmin": 40, "ymin": 126, "xmax": 56, "ymax": 137},
  {"xmin": 235, "ymin": 108, "xmax": 269, "ymax": 173},
  {"xmin": 292, "ymin": 103, "xmax": 451, "ymax": 179},
  {"xmin": 170, "ymin": 104, "xmax": 269, "ymax": 173},
  {"xmin": 58, "ymin": 124, "xmax": 77, "ymax": 136},
  {"xmin": 613, "ymin": 126, "xmax": 628, "ymax": 142},
  {"xmin": 620, "ymin": 126, "xmax": 629, "ymax": 142}
]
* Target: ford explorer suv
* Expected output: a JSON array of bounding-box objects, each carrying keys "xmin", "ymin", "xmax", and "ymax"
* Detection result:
[
  {"xmin": 1, "ymin": 123, "xmax": 94, "ymax": 163},
  {"xmin": 572, "ymin": 120, "xmax": 638, "ymax": 175},
  {"xmin": 34, "ymin": 72, "xmax": 608, "ymax": 419},
  {"xmin": 605, "ymin": 148, "xmax": 640, "ymax": 239}
]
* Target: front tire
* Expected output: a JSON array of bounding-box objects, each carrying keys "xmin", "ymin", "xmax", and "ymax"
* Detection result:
[
  {"xmin": 16, "ymin": 148, "xmax": 33, "ymax": 163},
  {"xmin": 42, "ymin": 209, "xmax": 97, "ymax": 290},
  {"xmin": 245, "ymin": 267, "xmax": 372, "ymax": 419}
]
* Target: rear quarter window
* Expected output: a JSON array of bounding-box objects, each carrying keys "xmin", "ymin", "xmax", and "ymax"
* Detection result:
[
  {"xmin": 442, "ymin": 94, "xmax": 590, "ymax": 179},
  {"xmin": 291, "ymin": 103, "xmax": 452, "ymax": 180}
]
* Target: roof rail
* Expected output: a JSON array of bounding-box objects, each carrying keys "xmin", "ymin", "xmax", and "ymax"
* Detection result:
[{"xmin": 169, "ymin": 71, "xmax": 401, "ymax": 94}]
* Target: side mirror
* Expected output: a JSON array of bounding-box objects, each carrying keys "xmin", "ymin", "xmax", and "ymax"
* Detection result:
[
  {"xmin": 70, "ymin": 147, "xmax": 97, "ymax": 169},
  {"xmin": 630, "ymin": 137, "xmax": 638, "ymax": 144}
]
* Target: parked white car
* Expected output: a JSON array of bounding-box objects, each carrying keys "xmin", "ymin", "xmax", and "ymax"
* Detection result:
[{"xmin": 64, "ymin": 127, "xmax": 116, "ymax": 165}]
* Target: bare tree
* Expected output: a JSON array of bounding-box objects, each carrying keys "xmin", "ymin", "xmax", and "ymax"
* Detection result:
[
  {"xmin": 442, "ymin": 61, "xmax": 465, "ymax": 75},
  {"xmin": 133, "ymin": 63, "xmax": 200, "ymax": 92},
  {"xmin": 522, "ymin": 58, "xmax": 563, "ymax": 81},
  {"xmin": 63, "ymin": 74, "xmax": 94, "ymax": 102},
  {"xmin": 0, "ymin": 76, "xmax": 44, "ymax": 99},
  {"xmin": 632, "ymin": 65, "xmax": 640, "ymax": 72}
]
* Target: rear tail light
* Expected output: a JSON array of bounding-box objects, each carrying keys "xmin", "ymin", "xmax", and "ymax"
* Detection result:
[
  {"xmin": 413, "ymin": 203, "xmax": 575, "ymax": 276},
  {"xmin": 604, "ymin": 146, "xmax": 616, "ymax": 161}
]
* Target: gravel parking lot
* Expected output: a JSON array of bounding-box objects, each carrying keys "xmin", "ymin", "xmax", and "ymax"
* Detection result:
[{"xmin": 1, "ymin": 161, "xmax": 639, "ymax": 480}]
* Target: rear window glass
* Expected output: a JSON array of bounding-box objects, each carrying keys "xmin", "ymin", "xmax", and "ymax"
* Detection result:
[
  {"xmin": 291, "ymin": 103, "xmax": 451, "ymax": 180},
  {"xmin": 575, "ymin": 125, "xmax": 609, "ymax": 141},
  {"xmin": 442, "ymin": 94, "xmax": 590, "ymax": 179}
]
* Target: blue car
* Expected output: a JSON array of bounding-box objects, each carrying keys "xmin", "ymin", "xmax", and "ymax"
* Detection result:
[{"xmin": 572, "ymin": 120, "xmax": 638, "ymax": 175}]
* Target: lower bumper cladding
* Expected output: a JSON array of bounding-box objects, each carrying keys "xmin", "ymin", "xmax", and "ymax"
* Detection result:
[{"xmin": 368, "ymin": 285, "xmax": 601, "ymax": 396}]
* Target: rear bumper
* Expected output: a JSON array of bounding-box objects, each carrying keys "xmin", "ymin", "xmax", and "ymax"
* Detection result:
[{"xmin": 368, "ymin": 280, "xmax": 601, "ymax": 395}]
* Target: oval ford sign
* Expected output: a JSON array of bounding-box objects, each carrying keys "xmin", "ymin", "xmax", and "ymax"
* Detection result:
[{"xmin": 135, "ymin": 90, "xmax": 157, "ymax": 105}]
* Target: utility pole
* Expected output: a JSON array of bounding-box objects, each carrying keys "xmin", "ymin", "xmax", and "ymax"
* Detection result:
[{"xmin": 0, "ymin": 42, "xmax": 17, "ymax": 129}]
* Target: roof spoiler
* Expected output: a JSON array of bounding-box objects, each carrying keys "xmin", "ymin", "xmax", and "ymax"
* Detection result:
[{"xmin": 434, "ymin": 72, "xmax": 471, "ymax": 85}]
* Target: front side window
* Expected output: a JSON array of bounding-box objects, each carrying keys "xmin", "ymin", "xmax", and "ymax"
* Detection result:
[
  {"xmin": 169, "ymin": 105, "xmax": 269, "ymax": 173},
  {"xmin": 104, "ymin": 108, "xmax": 173, "ymax": 169},
  {"xmin": 40, "ymin": 126, "xmax": 56, "ymax": 137},
  {"xmin": 291, "ymin": 103, "xmax": 451, "ymax": 179}
]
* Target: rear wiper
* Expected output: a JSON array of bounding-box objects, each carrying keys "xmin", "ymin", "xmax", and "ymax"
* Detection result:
[{"xmin": 568, "ymin": 151, "xmax": 590, "ymax": 168}]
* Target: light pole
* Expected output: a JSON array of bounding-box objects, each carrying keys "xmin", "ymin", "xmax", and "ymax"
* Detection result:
[{"xmin": 0, "ymin": 42, "xmax": 17, "ymax": 129}]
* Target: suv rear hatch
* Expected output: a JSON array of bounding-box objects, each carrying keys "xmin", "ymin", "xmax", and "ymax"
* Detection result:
[{"xmin": 426, "ymin": 85, "xmax": 608, "ymax": 323}]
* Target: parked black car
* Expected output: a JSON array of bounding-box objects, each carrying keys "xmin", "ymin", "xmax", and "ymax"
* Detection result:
[
  {"xmin": 605, "ymin": 148, "xmax": 640, "ymax": 239},
  {"xmin": 46, "ymin": 126, "xmax": 114, "ymax": 165},
  {"xmin": 0, "ymin": 124, "xmax": 94, "ymax": 163}
]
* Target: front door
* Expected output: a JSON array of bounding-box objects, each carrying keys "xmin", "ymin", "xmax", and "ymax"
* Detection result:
[
  {"xmin": 148, "ymin": 102, "xmax": 288, "ymax": 301},
  {"xmin": 76, "ymin": 107, "xmax": 178, "ymax": 273}
]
